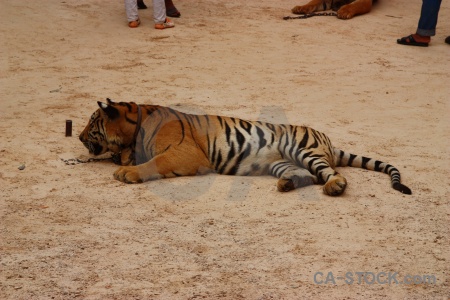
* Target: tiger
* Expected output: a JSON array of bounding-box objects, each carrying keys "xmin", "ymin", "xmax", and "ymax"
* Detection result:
[
  {"xmin": 79, "ymin": 98, "xmax": 411, "ymax": 196},
  {"xmin": 291, "ymin": 0, "xmax": 377, "ymax": 19}
]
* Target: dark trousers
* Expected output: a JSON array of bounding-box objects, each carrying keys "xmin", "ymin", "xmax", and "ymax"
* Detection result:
[{"xmin": 417, "ymin": 0, "xmax": 442, "ymax": 36}]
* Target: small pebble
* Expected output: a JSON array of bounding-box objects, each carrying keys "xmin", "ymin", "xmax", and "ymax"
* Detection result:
[{"xmin": 18, "ymin": 164, "xmax": 25, "ymax": 170}]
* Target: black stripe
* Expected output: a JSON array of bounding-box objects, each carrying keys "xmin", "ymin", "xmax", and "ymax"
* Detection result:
[
  {"xmin": 211, "ymin": 139, "xmax": 217, "ymax": 164},
  {"xmin": 287, "ymin": 127, "xmax": 297, "ymax": 159},
  {"xmin": 235, "ymin": 127, "xmax": 246, "ymax": 151},
  {"xmin": 298, "ymin": 128, "xmax": 309, "ymax": 149},
  {"xmin": 314, "ymin": 164, "xmax": 328, "ymax": 173},
  {"xmin": 184, "ymin": 115, "xmax": 199, "ymax": 145},
  {"xmin": 169, "ymin": 109, "xmax": 186, "ymax": 145},
  {"xmin": 292, "ymin": 126, "xmax": 298, "ymax": 140},
  {"xmin": 217, "ymin": 116, "xmax": 224, "ymax": 128},
  {"xmin": 309, "ymin": 130, "xmax": 320, "ymax": 149},
  {"xmin": 288, "ymin": 140, "xmax": 296, "ymax": 160},
  {"xmin": 294, "ymin": 147, "xmax": 303, "ymax": 165},
  {"xmin": 256, "ymin": 126, "xmax": 267, "ymax": 149},
  {"xmin": 215, "ymin": 149, "xmax": 223, "ymax": 171},
  {"xmin": 184, "ymin": 114, "xmax": 194, "ymax": 125},
  {"xmin": 301, "ymin": 150, "xmax": 314, "ymax": 162},
  {"xmin": 386, "ymin": 164, "xmax": 394, "ymax": 174},
  {"xmin": 308, "ymin": 157, "xmax": 319, "ymax": 170},
  {"xmin": 282, "ymin": 132, "xmax": 290, "ymax": 153},
  {"xmin": 125, "ymin": 115, "xmax": 137, "ymax": 125},
  {"xmin": 225, "ymin": 122, "xmax": 232, "ymax": 145},
  {"xmin": 220, "ymin": 141, "xmax": 238, "ymax": 174},
  {"xmin": 192, "ymin": 114, "xmax": 202, "ymax": 127},
  {"xmin": 206, "ymin": 133, "xmax": 211, "ymax": 158},
  {"xmin": 361, "ymin": 157, "xmax": 371, "ymax": 169},
  {"xmin": 271, "ymin": 161, "xmax": 287, "ymax": 176},
  {"xmin": 374, "ymin": 160, "xmax": 383, "ymax": 172},
  {"xmin": 145, "ymin": 106, "xmax": 158, "ymax": 115},
  {"xmin": 276, "ymin": 164, "xmax": 290, "ymax": 176},
  {"xmin": 338, "ymin": 150, "xmax": 345, "ymax": 166},
  {"xmin": 218, "ymin": 157, "xmax": 229, "ymax": 174},
  {"xmin": 228, "ymin": 144, "xmax": 252, "ymax": 175},
  {"xmin": 324, "ymin": 172, "xmax": 337, "ymax": 182},
  {"xmin": 240, "ymin": 120, "xmax": 252, "ymax": 134},
  {"xmin": 347, "ymin": 154, "xmax": 357, "ymax": 166},
  {"xmin": 226, "ymin": 142, "xmax": 236, "ymax": 161},
  {"xmin": 266, "ymin": 123, "xmax": 275, "ymax": 132}
]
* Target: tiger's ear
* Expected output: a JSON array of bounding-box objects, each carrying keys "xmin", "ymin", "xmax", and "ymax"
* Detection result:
[
  {"xmin": 106, "ymin": 98, "xmax": 114, "ymax": 105},
  {"xmin": 98, "ymin": 101, "xmax": 120, "ymax": 120}
]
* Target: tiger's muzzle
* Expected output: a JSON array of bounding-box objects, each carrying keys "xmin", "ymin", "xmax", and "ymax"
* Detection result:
[{"xmin": 79, "ymin": 135, "xmax": 104, "ymax": 155}]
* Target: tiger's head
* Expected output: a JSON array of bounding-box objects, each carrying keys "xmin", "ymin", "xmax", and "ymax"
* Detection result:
[{"xmin": 79, "ymin": 98, "xmax": 140, "ymax": 156}]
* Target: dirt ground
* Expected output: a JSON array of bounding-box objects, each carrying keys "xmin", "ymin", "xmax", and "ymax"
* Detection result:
[{"xmin": 1, "ymin": 0, "xmax": 449, "ymax": 299}]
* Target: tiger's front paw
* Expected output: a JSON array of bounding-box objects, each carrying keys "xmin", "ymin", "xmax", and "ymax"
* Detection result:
[
  {"xmin": 337, "ymin": 6, "xmax": 356, "ymax": 19},
  {"xmin": 114, "ymin": 166, "xmax": 143, "ymax": 183},
  {"xmin": 323, "ymin": 176, "xmax": 347, "ymax": 196},
  {"xmin": 292, "ymin": 5, "xmax": 316, "ymax": 15}
]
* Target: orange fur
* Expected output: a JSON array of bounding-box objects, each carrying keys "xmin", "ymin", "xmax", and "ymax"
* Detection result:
[
  {"xmin": 291, "ymin": 0, "xmax": 374, "ymax": 19},
  {"xmin": 80, "ymin": 99, "xmax": 411, "ymax": 196}
]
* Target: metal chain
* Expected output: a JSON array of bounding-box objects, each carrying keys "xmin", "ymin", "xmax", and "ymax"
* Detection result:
[
  {"xmin": 60, "ymin": 156, "xmax": 112, "ymax": 165},
  {"xmin": 283, "ymin": 12, "xmax": 337, "ymax": 20}
]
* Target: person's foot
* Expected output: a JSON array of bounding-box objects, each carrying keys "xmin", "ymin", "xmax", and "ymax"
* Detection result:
[
  {"xmin": 445, "ymin": 36, "xmax": 450, "ymax": 45},
  {"xmin": 165, "ymin": 0, "xmax": 180, "ymax": 17},
  {"xmin": 155, "ymin": 18, "xmax": 174, "ymax": 30},
  {"xmin": 129, "ymin": 18, "xmax": 140, "ymax": 28},
  {"xmin": 411, "ymin": 34, "xmax": 430, "ymax": 43},
  {"xmin": 397, "ymin": 34, "xmax": 430, "ymax": 47},
  {"xmin": 166, "ymin": 6, "xmax": 181, "ymax": 18},
  {"xmin": 137, "ymin": 0, "xmax": 147, "ymax": 9}
]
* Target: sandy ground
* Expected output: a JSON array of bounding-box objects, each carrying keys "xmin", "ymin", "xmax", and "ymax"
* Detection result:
[{"xmin": 1, "ymin": 0, "xmax": 449, "ymax": 299}]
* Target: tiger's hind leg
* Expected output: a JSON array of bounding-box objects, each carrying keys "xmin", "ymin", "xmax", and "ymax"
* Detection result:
[
  {"xmin": 322, "ymin": 173, "xmax": 347, "ymax": 196},
  {"xmin": 269, "ymin": 160, "xmax": 318, "ymax": 192},
  {"xmin": 337, "ymin": 0, "xmax": 373, "ymax": 19},
  {"xmin": 308, "ymin": 158, "xmax": 347, "ymax": 196},
  {"xmin": 292, "ymin": 0, "xmax": 327, "ymax": 15}
]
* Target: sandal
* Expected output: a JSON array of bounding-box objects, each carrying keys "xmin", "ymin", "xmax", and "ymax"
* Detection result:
[
  {"xmin": 155, "ymin": 18, "xmax": 174, "ymax": 30},
  {"xmin": 397, "ymin": 34, "xmax": 429, "ymax": 47},
  {"xmin": 128, "ymin": 18, "xmax": 141, "ymax": 28}
]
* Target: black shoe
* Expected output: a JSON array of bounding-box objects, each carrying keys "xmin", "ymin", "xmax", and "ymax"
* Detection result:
[
  {"xmin": 166, "ymin": 6, "xmax": 181, "ymax": 18},
  {"xmin": 137, "ymin": 0, "xmax": 147, "ymax": 9}
]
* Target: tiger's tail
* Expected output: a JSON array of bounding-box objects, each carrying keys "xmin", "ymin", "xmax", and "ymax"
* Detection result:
[{"xmin": 333, "ymin": 148, "xmax": 412, "ymax": 195}]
